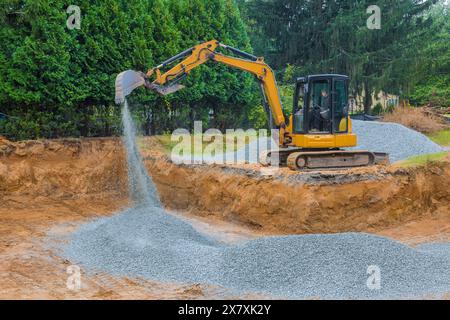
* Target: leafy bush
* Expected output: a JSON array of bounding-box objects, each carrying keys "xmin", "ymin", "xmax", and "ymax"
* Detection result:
[
  {"xmin": 0, "ymin": 0, "xmax": 258, "ymax": 140},
  {"xmin": 409, "ymin": 76, "xmax": 450, "ymax": 108},
  {"xmin": 247, "ymin": 104, "xmax": 268, "ymax": 130},
  {"xmin": 372, "ymin": 103, "xmax": 383, "ymax": 115}
]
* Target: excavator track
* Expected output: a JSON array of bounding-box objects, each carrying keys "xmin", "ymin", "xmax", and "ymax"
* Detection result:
[{"xmin": 261, "ymin": 149, "xmax": 389, "ymax": 170}]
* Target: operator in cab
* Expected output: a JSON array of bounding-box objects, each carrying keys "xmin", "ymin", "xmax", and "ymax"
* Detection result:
[{"xmin": 310, "ymin": 88, "xmax": 331, "ymax": 132}]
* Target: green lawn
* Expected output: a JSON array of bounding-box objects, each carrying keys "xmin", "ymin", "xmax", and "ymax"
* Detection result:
[
  {"xmin": 396, "ymin": 151, "xmax": 449, "ymax": 167},
  {"xmin": 427, "ymin": 127, "xmax": 450, "ymax": 147},
  {"xmin": 394, "ymin": 126, "xmax": 450, "ymax": 167},
  {"xmin": 153, "ymin": 135, "xmax": 179, "ymax": 153},
  {"xmin": 141, "ymin": 133, "xmax": 259, "ymax": 156}
]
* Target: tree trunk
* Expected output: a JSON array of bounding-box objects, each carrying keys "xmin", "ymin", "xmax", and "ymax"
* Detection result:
[
  {"xmin": 80, "ymin": 105, "xmax": 89, "ymax": 137},
  {"xmin": 363, "ymin": 82, "xmax": 372, "ymax": 115},
  {"xmin": 104, "ymin": 106, "xmax": 110, "ymax": 136},
  {"xmin": 144, "ymin": 106, "xmax": 152, "ymax": 136}
]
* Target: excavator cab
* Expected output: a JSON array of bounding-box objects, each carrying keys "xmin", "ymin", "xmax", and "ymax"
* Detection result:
[{"xmin": 293, "ymin": 74, "xmax": 349, "ymax": 135}]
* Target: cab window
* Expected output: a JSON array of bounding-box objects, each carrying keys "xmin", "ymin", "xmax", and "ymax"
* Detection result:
[
  {"xmin": 333, "ymin": 80, "xmax": 348, "ymax": 133},
  {"xmin": 308, "ymin": 80, "xmax": 331, "ymax": 133}
]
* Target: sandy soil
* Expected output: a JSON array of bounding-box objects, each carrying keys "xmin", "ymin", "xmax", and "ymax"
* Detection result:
[{"xmin": 1, "ymin": 137, "xmax": 449, "ymax": 299}]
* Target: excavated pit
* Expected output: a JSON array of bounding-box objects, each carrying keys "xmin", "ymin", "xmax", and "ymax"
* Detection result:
[
  {"xmin": 57, "ymin": 110, "xmax": 450, "ymax": 299},
  {"xmin": 1, "ymin": 135, "xmax": 450, "ymax": 298}
]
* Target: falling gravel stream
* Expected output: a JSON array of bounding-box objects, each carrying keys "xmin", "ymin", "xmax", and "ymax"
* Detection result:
[{"xmin": 61, "ymin": 101, "xmax": 450, "ymax": 299}]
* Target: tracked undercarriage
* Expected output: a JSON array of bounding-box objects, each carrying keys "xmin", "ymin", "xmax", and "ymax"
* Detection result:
[{"xmin": 260, "ymin": 149, "xmax": 389, "ymax": 170}]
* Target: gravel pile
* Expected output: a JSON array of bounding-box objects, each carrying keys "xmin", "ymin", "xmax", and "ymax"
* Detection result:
[
  {"xmin": 351, "ymin": 120, "xmax": 444, "ymax": 163},
  {"xmin": 62, "ymin": 207, "xmax": 450, "ymax": 299},
  {"xmin": 417, "ymin": 242, "xmax": 450, "ymax": 257}
]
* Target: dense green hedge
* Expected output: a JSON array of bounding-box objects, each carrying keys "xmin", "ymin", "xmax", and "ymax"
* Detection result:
[{"xmin": 0, "ymin": 0, "xmax": 260, "ymax": 140}]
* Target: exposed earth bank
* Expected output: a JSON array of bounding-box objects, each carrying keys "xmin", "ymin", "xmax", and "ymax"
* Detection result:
[{"xmin": 140, "ymin": 139, "xmax": 450, "ymax": 242}]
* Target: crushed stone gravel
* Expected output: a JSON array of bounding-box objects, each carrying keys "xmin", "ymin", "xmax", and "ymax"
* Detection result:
[
  {"xmin": 62, "ymin": 207, "xmax": 450, "ymax": 299},
  {"xmin": 350, "ymin": 120, "xmax": 444, "ymax": 163}
]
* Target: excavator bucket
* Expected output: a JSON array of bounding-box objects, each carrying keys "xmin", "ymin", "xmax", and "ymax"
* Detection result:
[
  {"xmin": 115, "ymin": 70, "xmax": 146, "ymax": 104},
  {"xmin": 115, "ymin": 70, "xmax": 186, "ymax": 104}
]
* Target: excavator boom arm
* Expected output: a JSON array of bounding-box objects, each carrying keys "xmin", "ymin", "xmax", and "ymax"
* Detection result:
[
  {"xmin": 149, "ymin": 40, "xmax": 218, "ymax": 85},
  {"xmin": 144, "ymin": 40, "xmax": 286, "ymax": 128}
]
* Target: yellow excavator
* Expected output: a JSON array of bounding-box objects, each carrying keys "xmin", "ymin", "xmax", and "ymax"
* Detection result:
[{"xmin": 115, "ymin": 40, "xmax": 388, "ymax": 170}]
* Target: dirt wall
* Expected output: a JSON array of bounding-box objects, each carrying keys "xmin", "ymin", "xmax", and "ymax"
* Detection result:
[
  {"xmin": 144, "ymin": 155, "xmax": 450, "ymax": 235},
  {"xmin": 0, "ymin": 138, "xmax": 127, "ymax": 198}
]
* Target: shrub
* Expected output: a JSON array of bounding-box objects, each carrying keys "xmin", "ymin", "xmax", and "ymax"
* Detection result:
[{"xmin": 372, "ymin": 103, "xmax": 383, "ymax": 115}]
